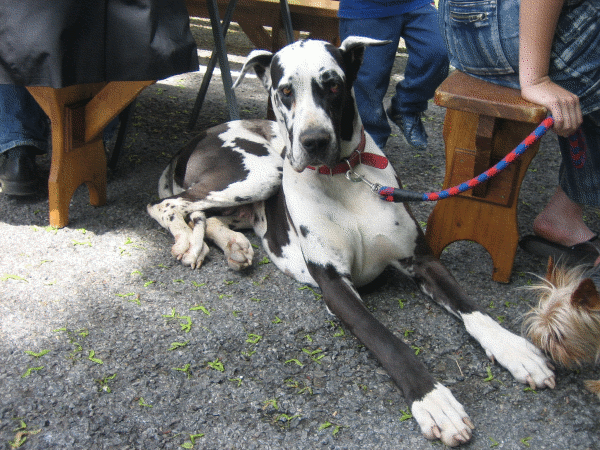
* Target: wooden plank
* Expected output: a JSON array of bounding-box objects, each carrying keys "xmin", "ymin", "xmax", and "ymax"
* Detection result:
[
  {"xmin": 85, "ymin": 81, "xmax": 154, "ymax": 143},
  {"xmin": 435, "ymin": 71, "xmax": 547, "ymax": 123},
  {"xmin": 187, "ymin": 0, "xmax": 338, "ymax": 17},
  {"xmin": 185, "ymin": 0, "xmax": 340, "ymax": 50}
]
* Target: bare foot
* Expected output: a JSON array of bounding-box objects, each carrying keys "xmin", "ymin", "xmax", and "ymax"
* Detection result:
[{"xmin": 533, "ymin": 187, "xmax": 595, "ymax": 246}]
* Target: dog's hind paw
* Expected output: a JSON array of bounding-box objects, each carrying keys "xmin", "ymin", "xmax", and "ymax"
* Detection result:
[
  {"xmin": 225, "ymin": 234, "xmax": 254, "ymax": 271},
  {"xmin": 411, "ymin": 383, "xmax": 474, "ymax": 447}
]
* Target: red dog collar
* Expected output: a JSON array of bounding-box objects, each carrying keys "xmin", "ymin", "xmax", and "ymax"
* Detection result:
[{"xmin": 307, "ymin": 128, "xmax": 388, "ymax": 175}]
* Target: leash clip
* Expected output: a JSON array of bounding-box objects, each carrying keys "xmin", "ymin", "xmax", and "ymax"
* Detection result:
[{"xmin": 345, "ymin": 169, "xmax": 382, "ymax": 195}]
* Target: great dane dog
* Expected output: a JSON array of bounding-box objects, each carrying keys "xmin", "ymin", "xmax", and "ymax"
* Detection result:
[{"xmin": 148, "ymin": 37, "xmax": 555, "ymax": 446}]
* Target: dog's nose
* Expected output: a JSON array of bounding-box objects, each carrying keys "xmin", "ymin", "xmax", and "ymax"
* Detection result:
[{"xmin": 300, "ymin": 129, "xmax": 331, "ymax": 154}]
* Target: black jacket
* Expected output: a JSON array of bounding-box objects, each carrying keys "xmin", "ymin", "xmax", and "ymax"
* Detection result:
[{"xmin": 0, "ymin": 0, "xmax": 199, "ymax": 88}]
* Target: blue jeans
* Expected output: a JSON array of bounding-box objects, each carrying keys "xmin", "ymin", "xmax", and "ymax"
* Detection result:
[
  {"xmin": 438, "ymin": 0, "xmax": 600, "ymax": 205},
  {"xmin": 0, "ymin": 84, "xmax": 48, "ymax": 155},
  {"xmin": 339, "ymin": 3, "xmax": 449, "ymax": 149}
]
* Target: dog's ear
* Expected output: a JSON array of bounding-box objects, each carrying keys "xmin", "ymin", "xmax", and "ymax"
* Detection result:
[
  {"xmin": 233, "ymin": 50, "xmax": 273, "ymax": 91},
  {"xmin": 338, "ymin": 36, "xmax": 391, "ymax": 86},
  {"xmin": 571, "ymin": 278, "xmax": 600, "ymax": 311}
]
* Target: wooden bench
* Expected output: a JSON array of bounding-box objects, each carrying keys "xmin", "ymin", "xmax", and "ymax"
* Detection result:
[
  {"xmin": 425, "ymin": 71, "xmax": 547, "ymax": 283},
  {"xmin": 27, "ymin": 81, "xmax": 153, "ymax": 228},
  {"xmin": 185, "ymin": 0, "xmax": 340, "ymax": 51}
]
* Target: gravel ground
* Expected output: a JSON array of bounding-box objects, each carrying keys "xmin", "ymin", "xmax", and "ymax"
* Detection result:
[{"xmin": 1, "ymin": 19, "xmax": 599, "ymax": 450}]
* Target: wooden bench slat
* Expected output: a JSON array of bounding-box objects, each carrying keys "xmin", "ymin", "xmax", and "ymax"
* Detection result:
[{"xmin": 435, "ymin": 71, "xmax": 547, "ymax": 123}]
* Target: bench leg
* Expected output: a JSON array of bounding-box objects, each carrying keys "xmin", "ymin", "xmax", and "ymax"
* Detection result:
[
  {"xmin": 27, "ymin": 81, "xmax": 152, "ymax": 228},
  {"xmin": 426, "ymin": 198, "xmax": 518, "ymax": 283},
  {"xmin": 26, "ymin": 85, "xmax": 107, "ymax": 228},
  {"xmin": 426, "ymin": 110, "xmax": 541, "ymax": 283},
  {"xmin": 47, "ymin": 138, "xmax": 107, "ymax": 228}
]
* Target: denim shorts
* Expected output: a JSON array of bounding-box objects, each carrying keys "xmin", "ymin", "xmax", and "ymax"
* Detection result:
[
  {"xmin": 438, "ymin": 0, "xmax": 600, "ymax": 116},
  {"xmin": 438, "ymin": 0, "xmax": 600, "ymax": 205}
]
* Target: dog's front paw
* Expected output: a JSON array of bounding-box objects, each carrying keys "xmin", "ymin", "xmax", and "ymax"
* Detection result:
[
  {"xmin": 463, "ymin": 312, "xmax": 555, "ymax": 389},
  {"xmin": 225, "ymin": 233, "xmax": 254, "ymax": 270},
  {"xmin": 181, "ymin": 241, "xmax": 210, "ymax": 269},
  {"xmin": 171, "ymin": 232, "xmax": 192, "ymax": 260},
  {"xmin": 411, "ymin": 383, "xmax": 474, "ymax": 447},
  {"xmin": 171, "ymin": 232, "xmax": 210, "ymax": 269},
  {"xmin": 485, "ymin": 331, "xmax": 556, "ymax": 390}
]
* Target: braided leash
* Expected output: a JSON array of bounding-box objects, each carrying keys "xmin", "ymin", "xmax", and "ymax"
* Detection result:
[{"xmin": 376, "ymin": 116, "xmax": 586, "ymax": 203}]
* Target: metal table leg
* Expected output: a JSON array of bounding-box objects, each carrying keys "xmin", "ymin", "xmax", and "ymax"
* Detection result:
[
  {"xmin": 279, "ymin": 0, "xmax": 295, "ymax": 44},
  {"xmin": 188, "ymin": 0, "xmax": 237, "ymax": 129},
  {"xmin": 206, "ymin": 0, "xmax": 239, "ymax": 121}
]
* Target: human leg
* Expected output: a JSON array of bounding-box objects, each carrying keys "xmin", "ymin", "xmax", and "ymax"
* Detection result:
[
  {"xmin": 529, "ymin": 1, "xmax": 600, "ymax": 249},
  {"xmin": 390, "ymin": 3, "xmax": 449, "ymax": 116},
  {"xmin": 533, "ymin": 114, "xmax": 599, "ymax": 242},
  {"xmin": 387, "ymin": 3, "xmax": 448, "ymax": 150},
  {"xmin": 0, "ymin": 84, "xmax": 48, "ymax": 154},
  {"xmin": 0, "ymin": 84, "xmax": 48, "ymax": 195},
  {"xmin": 339, "ymin": 17, "xmax": 401, "ymax": 149},
  {"xmin": 522, "ymin": 114, "xmax": 600, "ymax": 263}
]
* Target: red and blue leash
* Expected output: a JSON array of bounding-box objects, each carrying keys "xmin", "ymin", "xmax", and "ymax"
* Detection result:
[{"xmin": 377, "ymin": 116, "xmax": 586, "ymax": 202}]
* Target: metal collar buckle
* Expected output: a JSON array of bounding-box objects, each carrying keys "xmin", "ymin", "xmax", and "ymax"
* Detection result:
[{"xmin": 345, "ymin": 168, "xmax": 382, "ymax": 195}]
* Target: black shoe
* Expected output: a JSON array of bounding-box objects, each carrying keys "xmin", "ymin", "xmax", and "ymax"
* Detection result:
[
  {"xmin": 387, "ymin": 108, "xmax": 428, "ymax": 150},
  {"xmin": 0, "ymin": 146, "xmax": 40, "ymax": 196}
]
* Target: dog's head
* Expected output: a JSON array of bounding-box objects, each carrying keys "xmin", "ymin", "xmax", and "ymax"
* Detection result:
[
  {"xmin": 234, "ymin": 37, "xmax": 389, "ymax": 172},
  {"xmin": 523, "ymin": 257, "xmax": 600, "ymax": 367}
]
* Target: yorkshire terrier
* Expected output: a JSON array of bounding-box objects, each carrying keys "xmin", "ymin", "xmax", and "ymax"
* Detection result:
[{"xmin": 523, "ymin": 257, "xmax": 600, "ymax": 398}]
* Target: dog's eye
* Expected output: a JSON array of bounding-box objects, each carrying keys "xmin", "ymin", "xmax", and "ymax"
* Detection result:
[{"xmin": 281, "ymin": 87, "xmax": 292, "ymax": 97}]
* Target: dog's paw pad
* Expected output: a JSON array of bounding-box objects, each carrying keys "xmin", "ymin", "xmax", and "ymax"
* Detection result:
[
  {"xmin": 411, "ymin": 383, "xmax": 473, "ymax": 447},
  {"xmin": 225, "ymin": 235, "xmax": 254, "ymax": 270}
]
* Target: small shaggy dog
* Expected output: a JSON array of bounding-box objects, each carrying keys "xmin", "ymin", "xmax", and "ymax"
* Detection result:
[{"xmin": 524, "ymin": 257, "xmax": 600, "ymax": 398}]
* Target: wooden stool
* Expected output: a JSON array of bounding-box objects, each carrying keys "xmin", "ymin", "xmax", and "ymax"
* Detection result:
[
  {"xmin": 26, "ymin": 81, "xmax": 153, "ymax": 228},
  {"xmin": 425, "ymin": 71, "xmax": 547, "ymax": 282}
]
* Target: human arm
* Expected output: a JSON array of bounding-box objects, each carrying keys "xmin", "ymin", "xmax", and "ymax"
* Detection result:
[{"xmin": 519, "ymin": 0, "xmax": 582, "ymax": 136}]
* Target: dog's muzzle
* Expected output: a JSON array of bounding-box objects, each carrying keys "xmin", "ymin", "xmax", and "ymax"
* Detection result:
[{"xmin": 294, "ymin": 128, "xmax": 338, "ymax": 171}]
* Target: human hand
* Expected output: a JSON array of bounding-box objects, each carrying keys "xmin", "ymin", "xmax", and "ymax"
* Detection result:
[{"xmin": 520, "ymin": 76, "xmax": 582, "ymax": 137}]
